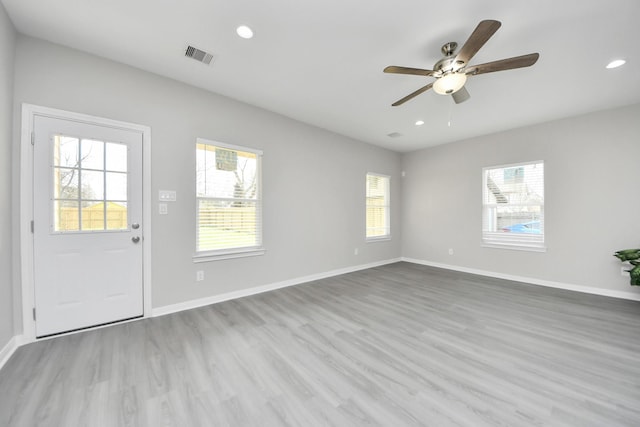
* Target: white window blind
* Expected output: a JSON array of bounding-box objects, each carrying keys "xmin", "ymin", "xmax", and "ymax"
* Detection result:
[
  {"xmin": 482, "ymin": 161, "xmax": 544, "ymax": 251},
  {"xmin": 366, "ymin": 173, "xmax": 390, "ymax": 240},
  {"xmin": 195, "ymin": 139, "xmax": 263, "ymax": 259}
]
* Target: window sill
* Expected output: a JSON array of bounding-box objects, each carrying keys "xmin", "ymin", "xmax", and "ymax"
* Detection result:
[
  {"xmin": 481, "ymin": 243, "xmax": 546, "ymax": 253},
  {"xmin": 366, "ymin": 236, "xmax": 391, "ymax": 243},
  {"xmin": 193, "ymin": 247, "xmax": 265, "ymax": 263}
]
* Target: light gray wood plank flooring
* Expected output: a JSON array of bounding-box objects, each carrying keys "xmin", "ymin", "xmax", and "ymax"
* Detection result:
[{"xmin": 1, "ymin": 262, "xmax": 639, "ymax": 426}]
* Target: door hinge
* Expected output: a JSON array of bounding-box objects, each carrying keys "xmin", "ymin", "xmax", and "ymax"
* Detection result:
[
  {"xmin": 31, "ymin": 132, "xmax": 35, "ymax": 145},
  {"xmin": 30, "ymin": 220, "xmax": 34, "ymax": 233},
  {"xmin": 32, "ymin": 308, "xmax": 36, "ymax": 321}
]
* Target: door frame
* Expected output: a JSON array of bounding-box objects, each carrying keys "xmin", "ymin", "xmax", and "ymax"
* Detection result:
[{"xmin": 20, "ymin": 103, "xmax": 152, "ymax": 342}]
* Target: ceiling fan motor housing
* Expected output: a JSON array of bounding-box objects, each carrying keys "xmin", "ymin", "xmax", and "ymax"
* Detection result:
[{"xmin": 434, "ymin": 42, "xmax": 466, "ymax": 77}]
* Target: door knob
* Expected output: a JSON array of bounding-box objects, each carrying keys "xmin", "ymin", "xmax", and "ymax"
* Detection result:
[
  {"xmin": 132, "ymin": 236, "xmax": 140, "ymax": 243},
  {"xmin": 132, "ymin": 223, "xmax": 140, "ymax": 229}
]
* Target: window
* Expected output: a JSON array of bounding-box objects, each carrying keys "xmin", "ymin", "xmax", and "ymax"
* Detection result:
[
  {"xmin": 52, "ymin": 135, "xmax": 128, "ymax": 232},
  {"xmin": 366, "ymin": 173, "xmax": 390, "ymax": 240},
  {"xmin": 482, "ymin": 161, "xmax": 544, "ymax": 251},
  {"xmin": 195, "ymin": 139, "xmax": 263, "ymax": 260}
]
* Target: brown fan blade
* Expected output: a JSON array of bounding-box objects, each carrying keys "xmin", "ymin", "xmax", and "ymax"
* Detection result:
[
  {"xmin": 384, "ymin": 66, "xmax": 435, "ymax": 77},
  {"xmin": 456, "ymin": 20, "xmax": 502, "ymax": 65},
  {"xmin": 465, "ymin": 53, "xmax": 539, "ymax": 75},
  {"xmin": 452, "ymin": 86, "xmax": 470, "ymax": 104},
  {"xmin": 391, "ymin": 83, "xmax": 434, "ymax": 106}
]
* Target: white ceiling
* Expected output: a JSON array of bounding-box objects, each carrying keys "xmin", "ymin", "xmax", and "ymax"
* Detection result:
[{"xmin": 3, "ymin": 0, "xmax": 639, "ymax": 152}]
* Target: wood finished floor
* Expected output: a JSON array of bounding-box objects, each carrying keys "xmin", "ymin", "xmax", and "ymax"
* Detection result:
[{"xmin": 1, "ymin": 262, "xmax": 640, "ymax": 426}]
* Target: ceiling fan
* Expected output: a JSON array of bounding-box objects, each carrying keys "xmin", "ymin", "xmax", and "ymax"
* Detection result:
[{"xmin": 384, "ymin": 20, "xmax": 539, "ymax": 106}]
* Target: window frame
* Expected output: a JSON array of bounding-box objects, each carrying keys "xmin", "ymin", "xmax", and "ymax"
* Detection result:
[
  {"xmin": 193, "ymin": 138, "xmax": 264, "ymax": 262},
  {"xmin": 366, "ymin": 172, "xmax": 391, "ymax": 242},
  {"xmin": 481, "ymin": 160, "xmax": 545, "ymax": 252}
]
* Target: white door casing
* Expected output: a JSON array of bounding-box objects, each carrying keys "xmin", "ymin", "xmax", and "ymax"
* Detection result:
[{"xmin": 20, "ymin": 104, "xmax": 152, "ymax": 340}]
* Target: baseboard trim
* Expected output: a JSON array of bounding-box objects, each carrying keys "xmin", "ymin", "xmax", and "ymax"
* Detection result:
[
  {"xmin": 152, "ymin": 258, "xmax": 403, "ymax": 317},
  {"xmin": 402, "ymin": 257, "xmax": 640, "ymax": 301},
  {"xmin": 0, "ymin": 335, "xmax": 25, "ymax": 371}
]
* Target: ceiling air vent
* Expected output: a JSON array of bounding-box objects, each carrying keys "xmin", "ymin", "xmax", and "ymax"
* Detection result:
[{"xmin": 185, "ymin": 45, "xmax": 215, "ymax": 65}]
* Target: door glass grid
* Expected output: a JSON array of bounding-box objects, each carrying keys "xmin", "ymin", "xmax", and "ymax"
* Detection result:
[{"xmin": 53, "ymin": 135, "xmax": 128, "ymax": 232}]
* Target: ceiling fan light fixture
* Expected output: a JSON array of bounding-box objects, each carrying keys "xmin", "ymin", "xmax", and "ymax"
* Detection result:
[{"xmin": 433, "ymin": 72, "xmax": 467, "ymax": 95}]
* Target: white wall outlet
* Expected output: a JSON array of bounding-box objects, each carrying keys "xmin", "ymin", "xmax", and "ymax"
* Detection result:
[
  {"xmin": 448, "ymin": 248, "xmax": 454, "ymax": 255},
  {"xmin": 196, "ymin": 270, "xmax": 204, "ymax": 281},
  {"xmin": 159, "ymin": 203, "xmax": 168, "ymax": 215},
  {"xmin": 159, "ymin": 190, "xmax": 176, "ymax": 202},
  {"xmin": 354, "ymin": 248, "xmax": 359, "ymax": 255}
]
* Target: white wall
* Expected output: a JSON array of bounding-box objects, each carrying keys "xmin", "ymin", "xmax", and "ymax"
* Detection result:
[
  {"xmin": 402, "ymin": 103, "xmax": 640, "ymax": 297},
  {"xmin": 0, "ymin": 3, "xmax": 16, "ymax": 352},
  {"xmin": 12, "ymin": 35, "xmax": 402, "ymax": 319}
]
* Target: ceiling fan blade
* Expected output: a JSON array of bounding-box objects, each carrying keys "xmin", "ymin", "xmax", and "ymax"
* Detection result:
[
  {"xmin": 466, "ymin": 53, "xmax": 540, "ymax": 75},
  {"xmin": 384, "ymin": 65, "xmax": 435, "ymax": 77},
  {"xmin": 391, "ymin": 83, "xmax": 434, "ymax": 106},
  {"xmin": 451, "ymin": 86, "xmax": 470, "ymax": 104},
  {"xmin": 456, "ymin": 20, "xmax": 502, "ymax": 65}
]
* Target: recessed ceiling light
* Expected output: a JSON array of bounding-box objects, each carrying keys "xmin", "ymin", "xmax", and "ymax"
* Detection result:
[
  {"xmin": 415, "ymin": 120, "xmax": 425, "ymax": 126},
  {"xmin": 606, "ymin": 59, "xmax": 626, "ymax": 69},
  {"xmin": 236, "ymin": 25, "xmax": 254, "ymax": 39}
]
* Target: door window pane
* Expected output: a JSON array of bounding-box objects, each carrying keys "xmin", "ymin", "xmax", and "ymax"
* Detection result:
[
  {"xmin": 81, "ymin": 139, "xmax": 104, "ymax": 170},
  {"xmin": 106, "ymin": 202, "xmax": 128, "ymax": 230},
  {"xmin": 54, "ymin": 136, "xmax": 79, "ymax": 167},
  {"xmin": 106, "ymin": 142, "xmax": 127, "ymax": 172},
  {"xmin": 54, "ymin": 200, "xmax": 79, "ymax": 232},
  {"xmin": 81, "ymin": 170, "xmax": 105, "ymax": 200},
  {"xmin": 81, "ymin": 201, "xmax": 105, "ymax": 230},
  {"xmin": 106, "ymin": 172, "xmax": 127, "ymax": 200},
  {"xmin": 54, "ymin": 168, "xmax": 79, "ymax": 199}
]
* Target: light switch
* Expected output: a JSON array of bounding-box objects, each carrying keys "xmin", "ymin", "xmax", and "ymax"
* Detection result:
[
  {"xmin": 159, "ymin": 203, "xmax": 168, "ymax": 215},
  {"xmin": 159, "ymin": 190, "xmax": 176, "ymax": 202}
]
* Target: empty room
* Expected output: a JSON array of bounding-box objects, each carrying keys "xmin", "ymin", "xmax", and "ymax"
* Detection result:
[{"xmin": 1, "ymin": 0, "xmax": 639, "ymax": 426}]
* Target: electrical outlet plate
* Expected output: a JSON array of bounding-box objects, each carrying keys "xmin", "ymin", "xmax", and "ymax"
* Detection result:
[{"xmin": 159, "ymin": 190, "xmax": 176, "ymax": 201}]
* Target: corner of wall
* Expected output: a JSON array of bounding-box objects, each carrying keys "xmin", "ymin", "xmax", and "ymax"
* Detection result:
[{"xmin": 0, "ymin": 0, "xmax": 17, "ymax": 356}]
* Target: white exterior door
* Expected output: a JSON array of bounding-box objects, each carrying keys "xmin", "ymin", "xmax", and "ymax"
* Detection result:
[{"xmin": 32, "ymin": 115, "xmax": 144, "ymax": 337}]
